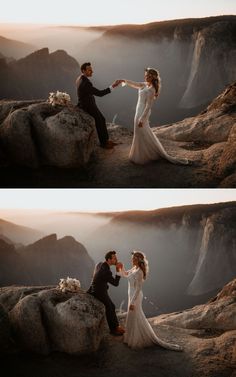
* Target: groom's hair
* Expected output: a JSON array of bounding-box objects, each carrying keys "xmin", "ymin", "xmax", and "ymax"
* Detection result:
[
  {"xmin": 105, "ymin": 250, "xmax": 116, "ymax": 261},
  {"xmin": 81, "ymin": 62, "xmax": 91, "ymax": 72}
]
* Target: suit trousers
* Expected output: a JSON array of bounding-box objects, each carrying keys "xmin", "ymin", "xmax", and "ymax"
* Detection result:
[
  {"xmin": 90, "ymin": 109, "xmax": 109, "ymax": 147},
  {"xmin": 93, "ymin": 293, "xmax": 119, "ymax": 331}
]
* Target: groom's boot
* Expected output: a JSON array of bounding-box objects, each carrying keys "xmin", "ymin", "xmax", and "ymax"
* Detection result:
[{"xmin": 111, "ymin": 325, "xmax": 125, "ymax": 336}]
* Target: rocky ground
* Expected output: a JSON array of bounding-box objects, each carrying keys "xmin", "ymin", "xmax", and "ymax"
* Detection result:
[
  {"xmin": 0, "ymin": 278, "xmax": 236, "ymax": 377},
  {"xmin": 0, "ymin": 82, "xmax": 235, "ymax": 188}
]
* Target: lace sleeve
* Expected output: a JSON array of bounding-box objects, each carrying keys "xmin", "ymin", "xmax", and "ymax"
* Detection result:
[
  {"xmin": 130, "ymin": 269, "xmax": 143, "ymax": 305},
  {"xmin": 139, "ymin": 89, "xmax": 155, "ymax": 122},
  {"xmin": 124, "ymin": 80, "xmax": 145, "ymax": 89}
]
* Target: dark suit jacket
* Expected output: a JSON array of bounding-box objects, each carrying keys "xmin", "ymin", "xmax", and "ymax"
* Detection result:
[
  {"xmin": 87, "ymin": 261, "xmax": 120, "ymax": 299},
  {"xmin": 77, "ymin": 75, "xmax": 111, "ymax": 115}
]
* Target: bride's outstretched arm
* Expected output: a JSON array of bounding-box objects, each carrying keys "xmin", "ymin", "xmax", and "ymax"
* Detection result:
[{"xmin": 122, "ymin": 80, "xmax": 145, "ymax": 89}]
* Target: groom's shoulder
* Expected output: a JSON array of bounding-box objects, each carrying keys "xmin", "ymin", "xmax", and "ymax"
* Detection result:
[
  {"xmin": 94, "ymin": 261, "xmax": 103, "ymax": 271},
  {"xmin": 99, "ymin": 261, "xmax": 110, "ymax": 272},
  {"xmin": 76, "ymin": 74, "xmax": 89, "ymax": 86}
]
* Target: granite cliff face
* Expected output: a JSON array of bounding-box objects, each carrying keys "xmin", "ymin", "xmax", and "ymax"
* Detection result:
[
  {"xmin": 180, "ymin": 21, "xmax": 236, "ymax": 108},
  {"xmin": 0, "ymin": 234, "xmax": 95, "ymax": 289},
  {"xmin": 187, "ymin": 208, "xmax": 236, "ymax": 295}
]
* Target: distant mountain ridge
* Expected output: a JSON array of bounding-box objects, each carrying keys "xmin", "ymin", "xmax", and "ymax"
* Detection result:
[
  {"xmin": 0, "ymin": 218, "xmax": 44, "ymax": 244},
  {"xmin": 0, "ymin": 233, "xmax": 94, "ymax": 289},
  {"xmin": 0, "ymin": 47, "xmax": 79, "ymax": 101},
  {"xmin": 108, "ymin": 202, "xmax": 236, "ymax": 226},
  {"xmin": 0, "ymin": 35, "xmax": 35, "ymax": 59},
  {"xmin": 91, "ymin": 15, "xmax": 236, "ymax": 40}
]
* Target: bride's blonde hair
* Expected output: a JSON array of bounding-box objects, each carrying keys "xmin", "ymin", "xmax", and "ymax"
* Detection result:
[
  {"xmin": 145, "ymin": 67, "xmax": 161, "ymax": 98},
  {"xmin": 132, "ymin": 251, "xmax": 149, "ymax": 280}
]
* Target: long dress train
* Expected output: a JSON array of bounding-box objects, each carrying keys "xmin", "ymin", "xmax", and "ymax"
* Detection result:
[
  {"xmin": 119, "ymin": 266, "xmax": 183, "ymax": 351},
  {"xmin": 124, "ymin": 80, "xmax": 189, "ymax": 165}
]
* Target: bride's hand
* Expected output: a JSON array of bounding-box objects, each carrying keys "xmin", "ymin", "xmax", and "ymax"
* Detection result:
[{"xmin": 129, "ymin": 304, "xmax": 135, "ymax": 311}]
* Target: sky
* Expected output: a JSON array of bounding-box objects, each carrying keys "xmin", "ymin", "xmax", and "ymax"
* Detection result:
[
  {"xmin": 0, "ymin": 0, "xmax": 235, "ymax": 26},
  {"xmin": 0, "ymin": 189, "xmax": 235, "ymax": 213}
]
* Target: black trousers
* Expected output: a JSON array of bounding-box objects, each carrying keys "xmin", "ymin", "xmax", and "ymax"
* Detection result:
[
  {"xmin": 87, "ymin": 108, "xmax": 109, "ymax": 147},
  {"xmin": 92, "ymin": 292, "xmax": 119, "ymax": 331}
]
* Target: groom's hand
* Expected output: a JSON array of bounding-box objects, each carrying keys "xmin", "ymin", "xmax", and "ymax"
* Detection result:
[
  {"xmin": 129, "ymin": 304, "xmax": 135, "ymax": 311},
  {"xmin": 112, "ymin": 79, "xmax": 122, "ymax": 88}
]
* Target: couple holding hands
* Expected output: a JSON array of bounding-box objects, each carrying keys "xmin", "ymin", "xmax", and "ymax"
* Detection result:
[
  {"xmin": 76, "ymin": 62, "xmax": 189, "ymax": 165},
  {"xmin": 87, "ymin": 250, "xmax": 183, "ymax": 351}
]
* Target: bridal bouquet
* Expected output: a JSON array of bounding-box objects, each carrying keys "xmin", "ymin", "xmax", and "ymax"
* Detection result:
[
  {"xmin": 48, "ymin": 91, "xmax": 71, "ymax": 106},
  {"xmin": 58, "ymin": 277, "xmax": 81, "ymax": 293}
]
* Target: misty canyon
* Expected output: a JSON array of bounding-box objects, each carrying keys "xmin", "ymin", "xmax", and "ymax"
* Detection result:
[
  {"xmin": 0, "ymin": 16, "xmax": 235, "ymax": 127},
  {"xmin": 0, "ymin": 201, "xmax": 235, "ymax": 316}
]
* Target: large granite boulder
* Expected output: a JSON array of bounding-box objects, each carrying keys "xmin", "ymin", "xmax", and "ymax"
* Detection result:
[
  {"xmin": 154, "ymin": 278, "xmax": 236, "ymax": 330},
  {"xmin": 154, "ymin": 82, "xmax": 236, "ymax": 144},
  {"xmin": 0, "ymin": 286, "xmax": 106, "ymax": 355},
  {"xmin": 0, "ymin": 303, "xmax": 12, "ymax": 351},
  {"xmin": 0, "ymin": 100, "xmax": 96, "ymax": 168}
]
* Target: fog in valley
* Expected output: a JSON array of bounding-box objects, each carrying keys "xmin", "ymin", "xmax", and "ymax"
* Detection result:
[
  {"xmin": 0, "ymin": 24, "xmax": 207, "ymax": 126},
  {"xmin": 0, "ymin": 209, "xmax": 214, "ymax": 316}
]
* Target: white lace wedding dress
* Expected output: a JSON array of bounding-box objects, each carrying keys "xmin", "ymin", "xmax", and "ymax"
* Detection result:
[
  {"xmin": 119, "ymin": 266, "xmax": 183, "ymax": 351},
  {"xmin": 124, "ymin": 80, "xmax": 189, "ymax": 165}
]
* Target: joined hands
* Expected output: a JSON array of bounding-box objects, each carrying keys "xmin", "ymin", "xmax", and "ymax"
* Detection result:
[
  {"xmin": 116, "ymin": 261, "xmax": 123, "ymax": 271},
  {"xmin": 112, "ymin": 79, "xmax": 125, "ymax": 88}
]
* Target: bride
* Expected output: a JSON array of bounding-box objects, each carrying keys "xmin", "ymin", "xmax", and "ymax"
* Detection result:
[
  {"xmin": 120, "ymin": 68, "xmax": 189, "ymax": 165},
  {"xmin": 117, "ymin": 251, "xmax": 183, "ymax": 351}
]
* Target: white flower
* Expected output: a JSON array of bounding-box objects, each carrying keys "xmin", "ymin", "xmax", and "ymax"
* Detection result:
[
  {"xmin": 58, "ymin": 276, "xmax": 81, "ymax": 292},
  {"xmin": 48, "ymin": 91, "xmax": 71, "ymax": 106}
]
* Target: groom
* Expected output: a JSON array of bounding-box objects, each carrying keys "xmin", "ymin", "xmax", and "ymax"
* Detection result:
[
  {"xmin": 76, "ymin": 62, "xmax": 121, "ymax": 149},
  {"xmin": 87, "ymin": 250, "xmax": 125, "ymax": 336}
]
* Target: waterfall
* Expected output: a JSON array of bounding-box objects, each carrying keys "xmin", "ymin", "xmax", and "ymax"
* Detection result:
[
  {"xmin": 180, "ymin": 31, "xmax": 205, "ymax": 108},
  {"xmin": 187, "ymin": 217, "xmax": 214, "ymax": 295}
]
